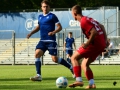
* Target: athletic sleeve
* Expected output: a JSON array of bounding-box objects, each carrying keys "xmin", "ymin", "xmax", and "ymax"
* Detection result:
[
  {"xmin": 52, "ymin": 14, "xmax": 59, "ymax": 24},
  {"xmin": 81, "ymin": 17, "xmax": 94, "ymax": 34}
]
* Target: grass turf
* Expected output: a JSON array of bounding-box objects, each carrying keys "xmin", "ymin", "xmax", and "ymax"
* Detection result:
[{"xmin": 0, "ymin": 65, "xmax": 120, "ymax": 90}]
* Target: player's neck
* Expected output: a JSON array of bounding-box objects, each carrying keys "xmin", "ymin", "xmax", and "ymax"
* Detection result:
[
  {"xmin": 77, "ymin": 15, "xmax": 83, "ymax": 21},
  {"xmin": 43, "ymin": 12, "xmax": 50, "ymax": 16},
  {"xmin": 68, "ymin": 37, "xmax": 72, "ymax": 38}
]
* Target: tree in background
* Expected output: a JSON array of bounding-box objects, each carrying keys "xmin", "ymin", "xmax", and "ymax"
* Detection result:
[{"xmin": 0, "ymin": 0, "xmax": 120, "ymax": 11}]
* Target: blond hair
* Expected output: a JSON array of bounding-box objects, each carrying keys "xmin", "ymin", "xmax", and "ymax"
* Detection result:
[{"xmin": 72, "ymin": 5, "xmax": 82, "ymax": 15}]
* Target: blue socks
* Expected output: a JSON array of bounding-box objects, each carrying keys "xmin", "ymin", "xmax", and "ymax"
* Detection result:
[
  {"xmin": 58, "ymin": 58, "xmax": 72, "ymax": 69},
  {"xmin": 67, "ymin": 58, "xmax": 71, "ymax": 64},
  {"xmin": 35, "ymin": 58, "xmax": 72, "ymax": 75},
  {"xmin": 35, "ymin": 58, "xmax": 41, "ymax": 75}
]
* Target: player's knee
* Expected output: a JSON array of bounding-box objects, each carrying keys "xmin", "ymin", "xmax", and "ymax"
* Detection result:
[
  {"xmin": 35, "ymin": 49, "xmax": 43, "ymax": 58},
  {"xmin": 81, "ymin": 63, "xmax": 86, "ymax": 69},
  {"xmin": 67, "ymin": 54, "xmax": 71, "ymax": 57},
  {"xmin": 70, "ymin": 56, "xmax": 73, "ymax": 61},
  {"xmin": 51, "ymin": 56, "xmax": 58, "ymax": 63},
  {"xmin": 71, "ymin": 54, "xmax": 77, "ymax": 60},
  {"xmin": 35, "ymin": 53, "xmax": 40, "ymax": 58},
  {"xmin": 35, "ymin": 52, "xmax": 41, "ymax": 58},
  {"xmin": 52, "ymin": 59, "xmax": 57, "ymax": 63}
]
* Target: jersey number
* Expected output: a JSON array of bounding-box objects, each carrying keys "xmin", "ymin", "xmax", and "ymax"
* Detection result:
[{"xmin": 91, "ymin": 20, "xmax": 101, "ymax": 31}]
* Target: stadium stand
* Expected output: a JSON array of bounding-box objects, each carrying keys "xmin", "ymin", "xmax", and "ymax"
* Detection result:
[
  {"xmin": 0, "ymin": 37, "xmax": 120, "ymax": 65},
  {"xmin": 0, "ymin": 38, "xmax": 36, "ymax": 64}
]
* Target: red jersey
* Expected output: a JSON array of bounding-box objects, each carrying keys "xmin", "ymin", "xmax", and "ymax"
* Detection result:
[
  {"xmin": 80, "ymin": 16, "xmax": 106, "ymax": 47},
  {"xmin": 77, "ymin": 16, "xmax": 106, "ymax": 61}
]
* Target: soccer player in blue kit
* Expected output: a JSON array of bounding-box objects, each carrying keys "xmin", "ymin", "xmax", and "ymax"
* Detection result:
[
  {"xmin": 64, "ymin": 32, "xmax": 76, "ymax": 64},
  {"xmin": 27, "ymin": 0, "xmax": 73, "ymax": 81}
]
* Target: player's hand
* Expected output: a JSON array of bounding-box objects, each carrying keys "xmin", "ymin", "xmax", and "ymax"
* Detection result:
[
  {"xmin": 81, "ymin": 43, "xmax": 89, "ymax": 49},
  {"xmin": 27, "ymin": 34, "xmax": 32, "ymax": 39},
  {"xmin": 48, "ymin": 32, "xmax": 55, "ymax": 36}
]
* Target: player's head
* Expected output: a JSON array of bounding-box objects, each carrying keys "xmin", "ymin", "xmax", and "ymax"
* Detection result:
[
  {"xmin": 68, "ymin": 32, "xmax": 73, "ymax": 38},
  {"xmin": 71, "ymin": 5, "xmax": 82, "ymax": 20},
  {"xmin": 41, "ymin": 0, "xmax": 50, "ymax": 14}
]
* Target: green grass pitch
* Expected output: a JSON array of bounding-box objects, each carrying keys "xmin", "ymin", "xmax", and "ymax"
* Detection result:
[{"xmin": 0, "ymin": 65, "xmax": 120, "ymax": 90}]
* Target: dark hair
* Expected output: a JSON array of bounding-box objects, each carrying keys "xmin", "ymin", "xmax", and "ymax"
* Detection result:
[
  {"xmin": 69, "ymin": 32, "xmax": 72, "ymax": 35},
  {"xmin": 72, "ymin": 5, "xmax": 82, "ymax": 15},
  {"xmin": 41, "ymin": 0, "xmax": 50, "ymax": 6}
]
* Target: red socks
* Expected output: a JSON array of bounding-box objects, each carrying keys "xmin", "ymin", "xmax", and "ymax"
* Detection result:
[
  {"xmin": 85, "ymin": 70, "xmax": 93, "ymax": 80},
  {"xmin": 73, "ymin": 66, "xmax": 81, "ymax": 77},
  {"xmin": 73, "ymin": 66, "xmax": 94, "ymax": 81}
]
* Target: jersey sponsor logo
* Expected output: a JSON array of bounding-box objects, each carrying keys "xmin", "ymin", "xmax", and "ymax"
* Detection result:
[
  {"xmin": 25, "ymin": 19, "xmax": 38, "ymax": 31},
  {"xmin": 69, "ymin": 20, "xmax": 80, "ymax": 27},
  {"xmin": 40, "ymin": 17, "xmax": 41, "ymax": 20},
  {"xmin": 46, "ymin": 16, "xmax": 49, "ymax": 19}
]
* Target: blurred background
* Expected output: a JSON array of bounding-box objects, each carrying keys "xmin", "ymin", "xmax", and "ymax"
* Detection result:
[{"xmin": 0, "ymin": 0, "xmax": 120, "ymax": 65}]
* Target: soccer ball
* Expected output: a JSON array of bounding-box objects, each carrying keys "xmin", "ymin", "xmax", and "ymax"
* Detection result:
[{"xmin": 56, "ymin": 76, "xmax": 68, "ymax": 88}]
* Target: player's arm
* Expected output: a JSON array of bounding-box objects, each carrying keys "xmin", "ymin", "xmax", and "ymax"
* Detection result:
[
  {"xmin": 73, "ymin": 42, "xmax": 76, "ymax": 50},
  {"xmin": 63, "ymin": 42, "xmax": 66, "ymax": 51},
  {"xmin": 82, "ymin": 28, "xmax": 97, "ymax": 48},
  {"xmin": 53, "ymin": 23, "xmax": 62, "ymax": 33},
  {"xmin": 73, "ymin": 39, "xmax": 76, "ymax": 50},
  {"xmin": 48, "ymin": 23, "xmax": 62, "ymax": 36},
  {"xmin": 27, "ymin": 25, "xmax": 40, "ymax": 39}
]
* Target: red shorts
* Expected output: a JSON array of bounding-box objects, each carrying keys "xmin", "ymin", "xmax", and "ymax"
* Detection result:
[{"xmin": 77, "ymin": 44, "xmax": 105, "ymax": 61}]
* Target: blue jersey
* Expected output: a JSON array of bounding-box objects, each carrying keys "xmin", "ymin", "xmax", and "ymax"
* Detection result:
[
  {"xmin": 65, "ymin": 37, "xmax": 75, "ymax": 49},
  {"xmin": 38, "ymin": 13, "xmax": 59, "ymax": 41}
]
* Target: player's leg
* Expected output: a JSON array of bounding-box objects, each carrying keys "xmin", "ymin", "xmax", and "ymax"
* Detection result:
[
  {"xmin": 66, "ymin": 50, "xmax": 70, "ymax": 63},
  {"xmin": 80, "ymin": 45, "xmax": 104, "ymax": 89},
  {"xmin": 48, "ymin": 42, "xmax": 74, "ymax": 77},
  {"xmin": 81, "ymin": 58, "xmax": 96, "ymax": 89},
  {"xmin": 101, "ymin": 51, "xmax": 105, "ymax": 60},
  {"xmin": 30, "ymin": 49, "xmax": 44, "ymax": 81},
  {"xmin": 51, "ymin": 55, "xmax": 75, "ymax": 78},
  {"xmin": 108, "ymin": 49, "xmax": 111, "ymax": 57},
  {"xmin": 66, "ymin": 54, "xmax": 71, "ymax": 64},
  {"xmin": 102, "ymin": 49, "xmax": 108, "ymax": 60},
  {"xmin": 30, "ymin": 41, "xmax": 46, "ymax": 81},
  {"xmin": 66, "ymin": 50, "xmax": 73, "ymax": 64},
  {"xmin": 69, "ymin": 51, "xmax": 84, "ymax": 87},
  {"xmin": 51, "ymin": 55, "xmax": 72, "ymax": 70}
]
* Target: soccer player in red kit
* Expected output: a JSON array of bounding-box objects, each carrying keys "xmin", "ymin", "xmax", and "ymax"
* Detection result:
[{"xmin": 69, "ymin": 5, "xmax": 108, "ymax": 89}]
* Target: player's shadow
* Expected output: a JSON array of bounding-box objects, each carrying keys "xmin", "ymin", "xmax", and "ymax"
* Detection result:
[
  {"xmin": 95, "ymin": 76, "xmax": 120, "ymax": 80},
  {"xmin": 43, "ymin": 77, "xmax": 58, "ymax": 80},
  {"xmin": 93, "ymin": 88, "xmax": 119, "ymax": 90},
  {"xmin": 44, "ymin": 88, "xmax": 120, "ymax": 90},
  {"xmin": 0, "ymin": 78, "xmax": 28, "ymax": 81}
]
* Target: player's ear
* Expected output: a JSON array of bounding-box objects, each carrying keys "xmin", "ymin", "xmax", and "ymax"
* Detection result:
[{"xmin": 74, "ymin": 13, "xmax": 77, "ymax": 16}]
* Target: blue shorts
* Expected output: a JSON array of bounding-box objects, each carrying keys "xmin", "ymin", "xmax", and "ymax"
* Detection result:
[
  {"xmin": 66, "ymin": 49, "xmax": 73, "ymax": 56},
  {"xmin": 36, "ymin": 41, "xmax": 57, "ymax": 56}
]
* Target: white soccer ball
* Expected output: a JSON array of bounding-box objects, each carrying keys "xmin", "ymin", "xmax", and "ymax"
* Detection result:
[{"xmin": 56, "ymin": 76, "xmax": 68, "ymax": 88}]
